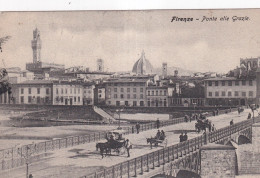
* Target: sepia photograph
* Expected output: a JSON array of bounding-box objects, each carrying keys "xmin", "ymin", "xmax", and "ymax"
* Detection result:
[{"xmin": 1, "ymin": 8, "xmax": 260, "ymax": 178}]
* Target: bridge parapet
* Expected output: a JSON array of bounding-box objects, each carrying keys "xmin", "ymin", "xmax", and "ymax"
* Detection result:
[
  {"xmin": 208, "ymin": 119, "xmax": 253, "ymax": 144},
  {"xmin": 82, "ymin": 117, "xmax": 260, "ymax": 178}
]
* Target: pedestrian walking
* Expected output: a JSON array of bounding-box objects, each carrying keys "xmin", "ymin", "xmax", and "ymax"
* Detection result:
[
  {"xmin": 125, "ymin": 139, "xmax": 132, "ymax": 157},
  {"xmin": 230, "ymin": 119, "xmax": 234, "ymax": 126},
  {"xmin": 216, "ymin": 109, "xmax": 219, "ymax": 115},
  {"xmin": 208, "ymin": 122, "xmax": 212, "ymax": 132},
  {"xmin": 136, "ymin": 122, "xmax": 140, "ymax": 134},
  {"xmin": 156, "ymin": 118, "xmax": 160, "ymax": 129},
  {"xmin": 132, "ymin": 126, "xmax": 135, "ymax": 134},
  {"xmin": 212, "ymin": 124, "xmax": 215, "ymax": 131},
  {"xmin": 238, "ymin": 107, "xmax": 240, "ymax": 115},
  {"xmin": 179, "ymin": 132, "xmax": 184, "ymax": 142},
  {"xmin": 248, "ymin": 113, "xmax": 252, "ymax": 120},
  {"xmin": 184, "ymin": 115, "xmax": 188, "ymax": 122},
  {"xmin": 183, "ymin": 132, "xmax": 188, "ymax": 141}
]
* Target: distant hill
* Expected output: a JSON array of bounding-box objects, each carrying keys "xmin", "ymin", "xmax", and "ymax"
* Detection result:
[
  {"xmin": 116, "ymin": 66, "xmax": 196, "ymax": 76},
  {"xmin": 153, "ymin": 66, "xmax": 196, "ymax": 76}
]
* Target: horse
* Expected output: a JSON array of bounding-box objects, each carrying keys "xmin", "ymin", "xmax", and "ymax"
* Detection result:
[
  {"xmin": 96, "ymin": 142, "xmax": 111, "ymax": 158},
  {"xmin": 147, "ymin": 135, "xmax": 165, "ymax": 149},
  {"xmin": 107, "ymin": 140, "xmax": 127, "ymax": 155},
  {"xmin": 147, "ymin": 138, "xmax": 159, "ymax": 148},
  {"xmin": 195, "ymin": 121, "xmax": 210, "ymax": 133}
]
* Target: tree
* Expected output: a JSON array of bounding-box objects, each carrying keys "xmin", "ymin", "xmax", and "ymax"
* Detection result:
[{"xmin": 0, "ymin": 36, "xmax": 12, "ymax": 96}]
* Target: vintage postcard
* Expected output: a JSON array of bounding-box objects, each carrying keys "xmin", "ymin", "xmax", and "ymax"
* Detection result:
[{"xmin": 0, "ymin": 9, "xmax": 260, "ymax": 178}]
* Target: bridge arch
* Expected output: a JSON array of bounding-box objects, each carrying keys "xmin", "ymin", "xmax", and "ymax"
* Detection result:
[
  {"xmin": 176, "ymin": 170, "xmax": 201, "ymax": 178},
  {"xmin": 237, "ymin": 135, "xmax": 251, "ymax": 145}
]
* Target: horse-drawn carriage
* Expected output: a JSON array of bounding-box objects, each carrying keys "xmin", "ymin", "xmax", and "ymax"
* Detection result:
[
  {"xmin": 146, "ymin": 130, "xmax": 166, "ymax": 148},
  {"xmin": 96, "ymin": 130, "xmax": 127, "ymax": 158},
  {"xmin": 195, "ymin": 115, "xmax": 211, "ymax": 133}
]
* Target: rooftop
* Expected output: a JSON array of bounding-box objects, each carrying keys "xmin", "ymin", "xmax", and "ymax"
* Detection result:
[
  {"xmin": 105, "ymin": 78, "xmax": 149, "ymax": 83},
  {"xmin": 204, "ymin": 77, "xmax": 253, "ymax": 81},
  {"xmin": 147, "ymin": 85, "xmax": 168, "ymax": 89},
  {"xmin": 15, "ymin": 80, "xmax": 53, "ymax": 85}
]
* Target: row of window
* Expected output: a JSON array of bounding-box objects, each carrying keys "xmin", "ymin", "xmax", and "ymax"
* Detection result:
[
  {"xmin": 21, "ymin": 88, "xmax": 50, "ymax": 95},
  {"xmin": 107, "ymin": 83, "xmax": 146, "ymax": 87},
  {"xmin": 108, "ymin": 88, "xmax": 144, "ymax": 93},
  {"xmin": 56, "ymin": 96, "xmax": 81, "ymax": 103},
  {"xmin": 20, "ymin": 96, "xmax": 82, "ymax": 104},
  {"xmin": 20, "ymin": 96, "xmax": 50, "ymax": 103},
  {"xmin": 56, "ymin": 88, "xmax": 81, "ymax": 95},
  {"xmin": 107, "ymin": 100, "xmax": 145, "ymax": 106},
  {"xmin": 20, "ymin": 88, "xmax": 82, "ymax": 95},
  {"xmin": 84, "ymin": 90, "xmax": 92, "ymax": 94},
  {"xmin": 208, "ymin": 80, "xmax": 253, "ymax": 87},
  {"xmin": 147, "ymin": 100, "xmax": 167, "ymax": 107},
  {"xmin": 147, "ymin": 90, "xmax": 167, "ymax": 96},
  {"xmin": 208, "ymin": 91, "xmax": 254, "ymax": 97},
  {"xmin": 108, "ymin": 94, "xmax": 144, "ymax": 99}
]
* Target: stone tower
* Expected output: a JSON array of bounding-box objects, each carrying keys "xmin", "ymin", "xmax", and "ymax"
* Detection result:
[
  {"xmin": 31, "ymin": 28, "xmax": 41, "ymax": 63},
  {"xmin": 97, "ymin": 59, "xmax": 104, "ymax": 72},
  {"xmin": 162, "ymin": 62, "xmax": 167, "ymax": 78}
]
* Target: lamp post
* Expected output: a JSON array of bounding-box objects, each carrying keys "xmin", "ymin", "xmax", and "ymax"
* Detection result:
[
  {"xmin": 18, "ymin": 144, "xmax": 36, "ymax": 178},
  {"xmin": 116, "ymin": 109, "xmax": 123, "ymax": 130}
]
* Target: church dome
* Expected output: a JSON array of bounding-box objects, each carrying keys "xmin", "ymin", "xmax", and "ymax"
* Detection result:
[{"xmin": 132, "ymin": 51, "xmax": 154, "ymax": 75}]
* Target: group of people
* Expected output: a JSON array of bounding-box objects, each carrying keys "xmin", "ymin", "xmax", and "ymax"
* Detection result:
[
  {"xmin": 212, "ymin": 109, "xmax": 219, "ymax": 116},
  {"xmin": 155, "ymin": 130, "xmax": 166, "ymax": 140},
  {"xmin": 179, "ymin": 132, "xmax": 188, "ymax": 142}
]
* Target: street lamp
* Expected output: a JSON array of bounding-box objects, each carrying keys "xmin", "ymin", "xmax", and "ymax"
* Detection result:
[
  {"xmin": 116, "ymin": 109, "xmax": 123, "ymax": 130},
  {"xmin": 17, "ymin": 144, "xmax": 36, "ymax": 178}
]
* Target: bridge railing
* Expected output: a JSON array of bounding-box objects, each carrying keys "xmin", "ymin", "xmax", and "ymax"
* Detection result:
[
  {"xmin": 82, "ymin": 117, "xmax": 255, "ymax": 178},
  {"xmin": 208, "ymin": 118, "xmax": 253, "ymax": 143},
  {"xmin": 83, "ymin": 135, "xmax": 206, "ymax": 178},
  {"xmin": 0, "ymin": 107, "xmax": 240, "ymax": 171}
]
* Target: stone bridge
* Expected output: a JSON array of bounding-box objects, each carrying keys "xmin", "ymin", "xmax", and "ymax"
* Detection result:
[{"xmin": 84, "ymin": 117, "xmax": 258, "ymax": 178}]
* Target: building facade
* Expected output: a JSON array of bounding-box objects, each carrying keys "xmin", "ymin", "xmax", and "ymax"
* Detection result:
[
  {"xmin": 12, "ymin": 80, "xmax": 53, "ymax": 105},
  {"xmin": 146, "ymin": 86, "xmax": 169, "ymax": 107},
  {"xmin": 205, "ymin": 77, "xmax": 256, "ymax": 106},
  {"xmin": 0, "ymin": 80, "xmax": 87, "ymax": 106},
  {"xmin": 52, "ymin": 81, "xmax": 83, "ymax": 105},
  {"xmin": 104, "ymin": 78, "xmax": 149, "ymax": 106},
  {"xmin": 83, "ymin": 83, "xmax": 95, "ymax": 105}
]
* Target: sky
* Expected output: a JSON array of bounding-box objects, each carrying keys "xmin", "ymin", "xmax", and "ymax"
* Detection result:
[{"xmin": 0, "ymin": 9, "xmax": 260, "ymax": 73}]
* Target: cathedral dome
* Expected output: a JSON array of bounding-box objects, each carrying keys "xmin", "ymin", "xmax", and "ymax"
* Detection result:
[{"xmin": 132, "ymin": 51, "xmax": 154, "ymax": 75}]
